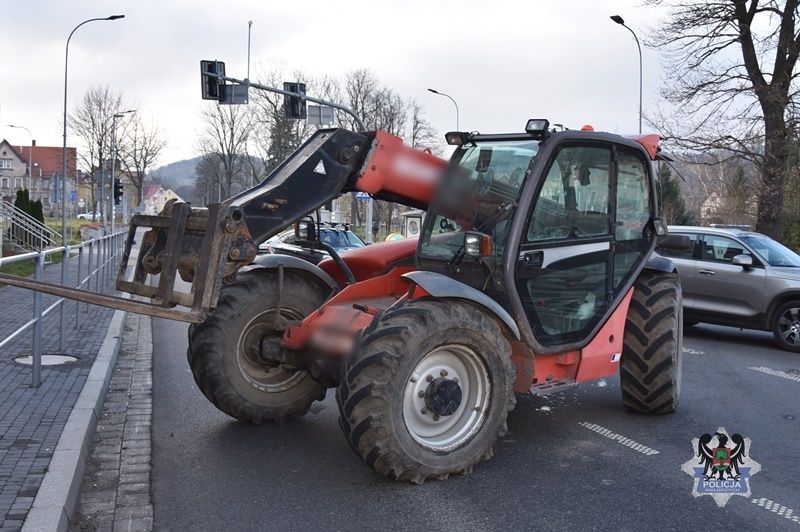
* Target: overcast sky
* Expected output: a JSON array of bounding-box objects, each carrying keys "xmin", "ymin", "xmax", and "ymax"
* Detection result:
[{"xmin": 0, "ymin": 0, "xmax": 668, "ymax": 166}]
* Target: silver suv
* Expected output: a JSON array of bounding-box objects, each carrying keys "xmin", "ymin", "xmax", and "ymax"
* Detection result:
[{"xmin": 657, "ymin": 226, "xmax": 800, "ymax": 352}]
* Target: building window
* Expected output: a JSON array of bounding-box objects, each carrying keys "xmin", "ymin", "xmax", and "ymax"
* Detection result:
[
  {"xmin": 0, "ymin": 159, "xmax": 12, "ymax": 169},
  {"xmin": 1, "ymin": 177, "xmax": 8, "ymax": 188},
  {"xmin": 15, "ymin": 177, "xmax": 23, "ymax": 188}
]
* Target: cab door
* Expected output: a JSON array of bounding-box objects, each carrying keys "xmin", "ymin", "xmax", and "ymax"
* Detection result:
[{"xmin": 514, "ymin": 143, "xmax": 653, "ymax": 349}]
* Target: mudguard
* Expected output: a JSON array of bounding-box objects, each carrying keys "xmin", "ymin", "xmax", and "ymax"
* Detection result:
[
  {"xmin": 643, "ymin": 253, "xmax": 676, "ymax": 274},
  {"xmin": 402, "ymin": 271, "xmax": 521, "ymax": 340},
  {"xmin": 245, "ymin": 254, "xmax": 339, "ymax": 294}
]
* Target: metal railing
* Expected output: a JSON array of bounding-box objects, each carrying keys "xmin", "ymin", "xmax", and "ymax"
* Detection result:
[
  {"xmin": 0, "ymin": 200, "xmax": 62, "ymax": 252},
  {"xmin": 0, "ymin": 231, "xmax": 125, "ymax": 387}
]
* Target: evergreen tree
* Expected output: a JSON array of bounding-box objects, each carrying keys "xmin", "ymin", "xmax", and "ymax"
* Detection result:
[
  {"xmin": 31, "ymin": 200, "xmax": 44, "ymax": 225},
  {"xmin": 659, "ymin": 164, "xmax": 694, "ymax": 225}
]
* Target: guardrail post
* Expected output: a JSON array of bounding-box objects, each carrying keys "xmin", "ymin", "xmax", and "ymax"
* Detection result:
[
  {"xmin": 94, "ymin": 238, "xmax": 101, "ymax": 292},
  {"xmin": 32, "ymin": 252, "xmax": 44, "ymax": 388},
  {"xmin": 76, "ymin": 245, "xmax": 84, "ymax": 330},
  {"xmin": 59, "ymin": 245, "xmax": 67, "ymax": 351},
  {"xmin": 87, "ymin": 241, "xmax": 94, "ymax": 314}
]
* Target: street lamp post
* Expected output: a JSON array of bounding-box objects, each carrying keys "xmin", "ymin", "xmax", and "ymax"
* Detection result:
[
  {"xmin": 110, "ymin": 109, "xmax": 135, "ymax": 234},
  {"xmin": 7, "ymin": 124, "xmax": 33, "ymax": 194},
  {"xmin": 62, "ymin": 14, "xmax": 125, "ymax": 244},
  {"xmin": 611, "ymin": 15, "xmax": 642, "ymax": 134},
  {"xmin": 427, "ymin": 88, "xmax": 460, "ymax": 131}
]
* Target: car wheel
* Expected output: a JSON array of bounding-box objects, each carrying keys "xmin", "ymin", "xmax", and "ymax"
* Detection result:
[{"xmin": 772, "ymin": 301, "xmax": 800, "ymax": 353}]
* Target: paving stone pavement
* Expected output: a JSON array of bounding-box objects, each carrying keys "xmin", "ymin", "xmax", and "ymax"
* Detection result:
[
  {"xmin": 0, "ymin": 250, "xmax": 120, "ymax": 531},
  {"xmin": 70, "ymin": 313, "xmax": 153, "ymax": 532}
]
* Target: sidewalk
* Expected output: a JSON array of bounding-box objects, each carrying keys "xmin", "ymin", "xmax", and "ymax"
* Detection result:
[
  {"xmin": 70, "ymin": 313, "xmax": 153, "ymax": 532},
  {"xmin": 0, "ymin": 253, "xmax": 119, "ymax": 531}
]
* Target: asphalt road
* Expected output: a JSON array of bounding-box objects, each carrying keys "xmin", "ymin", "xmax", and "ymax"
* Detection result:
[{"xmin": 151, "ymin": 318, "xmax": 800, "ymax": 531}]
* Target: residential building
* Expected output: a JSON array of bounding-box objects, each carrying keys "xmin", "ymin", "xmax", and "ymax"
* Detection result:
[
  {"xmin": 143, "ymin": 185, "xmax": 183, "ymax": 215},
  {"xmin": 0, "ymin": 139, "xmax": 78, "ymax": 215}
]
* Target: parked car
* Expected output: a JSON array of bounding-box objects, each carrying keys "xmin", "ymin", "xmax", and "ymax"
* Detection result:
[
  {"xmin": 657, "ymin": 225, "xmax": 800, "ymax": 351},
  {"xmin": 258, "ymin": 223, "xmax": 366, "ymax": 264},
  {"xmin": 76, "ymin": 212, "xmax": 101, "ymax": 220}
]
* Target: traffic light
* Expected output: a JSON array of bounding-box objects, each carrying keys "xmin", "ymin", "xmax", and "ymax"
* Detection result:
[
  {"xmin": 283, "ymin": 82, "xmax": 307, "ymax": 119},
  {"xmin": 113, "ymin": 179, "xmax": 123, "ymax": 205},
  {"xmin": 201, "ymin": 60, "xmax": 225, "ymax": 101}
]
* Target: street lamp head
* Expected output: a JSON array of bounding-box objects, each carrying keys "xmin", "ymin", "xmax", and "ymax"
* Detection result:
[
  {"xmin": 107, "ymin": 14, "xmax": 125, "ymax": 20},
  {"xmin": 427, "ymin": 88, "xmax": 439, "ymax": 94},
  {"xmin": 610, "ymin": 15, "xmax": 625, "ymax": 25}
]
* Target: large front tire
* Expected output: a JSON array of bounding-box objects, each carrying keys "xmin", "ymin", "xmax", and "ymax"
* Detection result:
[
  {"xmin": 337, "ymin": 300, "xmax": 516, "ymax": 484},
  {"xmin": 187, "ymin": 270, "xmax": 326, "ymax": 423},
  {"xmin": 620, "ymin": 270, "xmax": 683, "ymax": 414}
]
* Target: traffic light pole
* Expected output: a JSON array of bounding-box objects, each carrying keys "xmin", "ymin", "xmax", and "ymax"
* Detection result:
[{"xmin": 203, "ymin": 70, "xmax": 366, "ymax": 131}]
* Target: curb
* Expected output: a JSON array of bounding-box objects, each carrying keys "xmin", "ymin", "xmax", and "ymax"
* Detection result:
[{"xmin": 22, "ymin": 306, "xmax": 128, "ymax": 532}]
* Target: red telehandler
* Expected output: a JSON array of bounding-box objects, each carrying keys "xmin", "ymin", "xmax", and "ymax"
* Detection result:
[{"xmin": 0, "ymin": 120, "xmax": 685, "ymax": 483}]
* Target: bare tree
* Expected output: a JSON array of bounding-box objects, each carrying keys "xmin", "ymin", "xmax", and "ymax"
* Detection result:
[
  {"xmin": 408, "ymin": 102, "xmax": 439, "ymax": 152},
  {"xmin": 649, "ymin": 0, "xmax": 800, "ymax": 238},
  {"xmin": 197, "ymin": 104, "xmax": 252, "ymax": 199},
  {"xmin": 69, "ymin": 85, "xmax": 124, "ymax": 212},
  {"xmin": 118, "ymin": 115, "xmax": 167, "ymax": 206}
]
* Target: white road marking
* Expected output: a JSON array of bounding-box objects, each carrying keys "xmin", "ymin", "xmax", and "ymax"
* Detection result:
[
  {"xmin": 682, "ymin": 347, "xmax": 706, "ymax": 355},
  {"xmin": 578, "ymin": 422, "xmax": 660, "ymax": 456},
  {"xmin": 752, "ymin": 498, "xmax": 800, "ymax": 525},
  {"xmin": 749, "ymin": 366, "xmax": 800, "ymax": 384}
]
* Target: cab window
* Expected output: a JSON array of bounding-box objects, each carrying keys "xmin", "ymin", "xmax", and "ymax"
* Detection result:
[{"xmin": 526, "ymin": 146, "xmax": 611, "ymax": 242}]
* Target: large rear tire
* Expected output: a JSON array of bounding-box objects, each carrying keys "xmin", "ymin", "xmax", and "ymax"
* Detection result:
[
  {"xmin": 336, "ymin": 300, "xmax": 516, "ymax": 484},
  {"xmin": 187, "ymin": 270, "xmax": 326, "ymax": 423},
  {"xmin": 620, "ymin": 270, "xmax": 683, "ymax": 414}
]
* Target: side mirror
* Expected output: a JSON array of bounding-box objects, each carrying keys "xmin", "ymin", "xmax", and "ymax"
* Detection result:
[
  {"xmin": 652, "ymin": 217, "xmax": 668, "ymax": 236},
  {"xmin": 732, "ymin": 254, "xmax": 753, "ymax": 269}
]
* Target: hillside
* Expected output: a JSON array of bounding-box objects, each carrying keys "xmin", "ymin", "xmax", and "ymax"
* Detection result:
[{"xmin": 151, "ymin": 157, "xmax": 201, "ymax": 190}]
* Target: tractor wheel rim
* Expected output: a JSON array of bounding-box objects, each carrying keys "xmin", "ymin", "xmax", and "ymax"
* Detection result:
[
  {"xmin": 402, "ymin": 344, "xmax": 490, "ymax": 452},
  {"xmin": 779, "ymin": 307, "xmax": 800, "ymax": 346},
  {"xmin": 237, "ymin": 307, "xmax": 307, "ymax": 393}
]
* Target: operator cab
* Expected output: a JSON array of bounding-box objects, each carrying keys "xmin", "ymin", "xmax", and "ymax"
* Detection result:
[{"xmin": 418, "ymin": 120, "xmax": 660, "ymax": 353}]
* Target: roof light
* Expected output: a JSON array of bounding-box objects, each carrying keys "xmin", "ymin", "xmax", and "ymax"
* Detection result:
[
  {"xmin": 581, "ymin": 124, "xmax": 595, "ymax": 131},
  {"xmin": 445, "ymin": 131, "xmax": 470, "ymax": 146},
  {"xmin": 524, "ymin": 119, "xmax": 550, "ymax": 137}
]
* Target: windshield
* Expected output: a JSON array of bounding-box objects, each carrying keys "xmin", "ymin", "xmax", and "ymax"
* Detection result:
[
  {"xmin": 344, "ymin": 231, "xmax": 365, "ymax": 247},
  {"xmin": 419, "ymin": 139, "xmax": 539, "ymax": 262},
  {"xmin": 740, "ymin": 234, "xmax": 800, "ymax": 267}
]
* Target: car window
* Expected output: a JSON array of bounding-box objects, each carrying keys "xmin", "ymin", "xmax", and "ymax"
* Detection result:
[
  {"xmin": 701, "ymin": 235, "xmax": 749, "ymax": 264},
  {"xmin": 657, "ymin": 233, "xmax": 698, "ymax": 259},
  {"xmin": 280, "ymin": 231, "xmax": 297, "ymax": 244},
  {"xmin": 344, "ymin": 231, "xmax": 365, "ymax": 247},
  {"xmin": 740, "ymin": 234, "xmax": 800, "ymax": 267}
]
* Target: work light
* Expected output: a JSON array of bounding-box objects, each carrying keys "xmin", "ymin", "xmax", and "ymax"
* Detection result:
[{"xmin": 524, "ymin": 119, "xmax": 550, "ymax": 137}]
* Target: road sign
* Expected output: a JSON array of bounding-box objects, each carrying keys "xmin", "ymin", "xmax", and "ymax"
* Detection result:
[
  {"xmin": 308, "ymin": 105, "xmax": 334, "ymax": 126},
  {"xmin": 356, "ymin": 192, "xmax": 371, "ymax": 200},
  {"xmin": 283, "ymin": 82, "xmax": 307, "ymax": 119},
  {"xmin": 219, "ymin": 83, "xmax": 249, "ymax": 105},
  {"xmin": 200, "ymin": 60, "xmax": 225, "ymax": 101},
  {"xmin": 70, "ymin": 190, "xmax": 76, "ymax": 204}
]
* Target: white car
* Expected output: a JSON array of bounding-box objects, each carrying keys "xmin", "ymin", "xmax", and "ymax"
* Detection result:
[{"xmin": 76, "ymin": 212, "xmax": 101, "ymax": 220}]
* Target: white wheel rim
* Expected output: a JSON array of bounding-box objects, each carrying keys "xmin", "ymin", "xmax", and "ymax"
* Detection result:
[
  {"xmin": 402, "ymin": 344, "xmax": 490, "ymax": 452},
  {"xmin": 237, "ymin": 308, "xmax": 307, "ymax": 393}
]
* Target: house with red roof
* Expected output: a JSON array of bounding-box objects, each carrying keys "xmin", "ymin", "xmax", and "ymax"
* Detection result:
[{"xmin": 0, "ymin": 139, "xmax": 79, "ymax": 215}]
